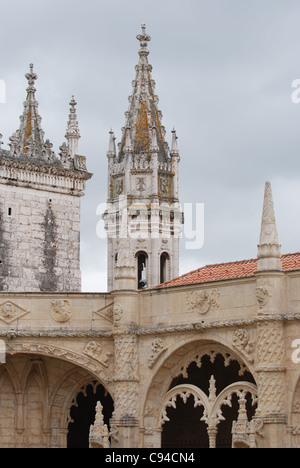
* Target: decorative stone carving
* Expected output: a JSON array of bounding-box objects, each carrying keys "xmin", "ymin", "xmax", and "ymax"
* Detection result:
[
  {"xmin": 256, "ymin": 321, "xmax": 284, "ymax": 368},
  {"xmin": 6, "ymin": 341, "xmax": 113, "ymax": 384},
  {"xmin": 158, "ymin": 379, "xmax": 258, "ymax": 449},
  {"xmin": 256, "ymin": 277, "xmax": 271, "ymax": 311},
  {"xmin": 94, "ymin": 303, "xmax": 114, "ymax": 323},
  {"xmin": 115, "ymin": 178, "xmax": 124, "ymax": 196},
  {"xmin": 232, "ymin": 397, "xmax": 263, "ymax": 448},
  {"xmin": 114, "ymin": 335, "xmax": 138, "ymax": 380},
  {"xmin": 186, "ymin": 289, "xmax": 220, "ymax": 315},
  {"xmin": 255, "ymin": 321, "xmax": 286, "ymax": 416},
  {"xmin": 116, "ymin": 238, "xmax": 135, "ymax": 268},
  {"xmin": 159, "ymin": 177, "xmax": 169, "ymax": 194},
  {"xmin": 148, "ymin": 338, "xmax": 168, "ymax": 368},
  {"xmin": 74, "ymin": 154, "xmax": 87, "ymax": 172},
  {"xmin": 113, "ymin": 303, "xmax": 123, "ymax": 327},
  {"xmin": 89, "ymin": 402, "xmax": 110, "ymax": 448},
  {"xmin": 83, "ymin": 341, "xmax": 113, "ymax": 368},
  {"xmin": 113, "ymin": 381, "xmax": 139, "ymax": 419},
  {"xmin": 0, "ymin": 301, "xmax": 29, "ymax": 324},
  {"xmin": 232, "ymin": 329, "xmax": 255, "ymax": 364},
  {"xmin": 50, "ymin": 299, "xmax": 72, "ymax": 323},
  {"xmin": 136, "ymin": 177, "xmax": 146, "ymax": 193}
]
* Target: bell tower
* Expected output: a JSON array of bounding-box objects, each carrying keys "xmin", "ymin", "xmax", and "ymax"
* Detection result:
[{"xmin": 104, "ymin": 25, "xmax": 182, "ymax": 291}]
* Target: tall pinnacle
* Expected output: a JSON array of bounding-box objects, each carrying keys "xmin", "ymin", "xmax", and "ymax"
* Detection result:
[
  {"xmin": 117, "ymin": 24, "xmax": 169, "ymax": 162},
  {"xmin": 65, "ymin": 96, "xmax": 81, "ymax": 157},
  {"xmin": 8, "ymin": 64, "xmax": 56, "ymax": 163},
  {"xmin": 257, "ymin": 181, "xmax": 282, "ymax": 271}
]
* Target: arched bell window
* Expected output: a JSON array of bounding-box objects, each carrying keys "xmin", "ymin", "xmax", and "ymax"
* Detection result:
[
  {"xmin": 160, "ymin": 252, "xmax": 170, "ymax": 284},
  {"xmin": 136, "ymin": 251, "xmax": 148, "ymax": 289}
]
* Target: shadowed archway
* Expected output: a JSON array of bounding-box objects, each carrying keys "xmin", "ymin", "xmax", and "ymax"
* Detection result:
[{"xmin": 67, "ymin": 381, "xmax": 114, "ymax": 449}]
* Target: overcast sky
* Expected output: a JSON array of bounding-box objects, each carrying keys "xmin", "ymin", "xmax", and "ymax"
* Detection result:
[{"xmin": 1, "ymin": 0, "xmax": 300, "ymax": 291}]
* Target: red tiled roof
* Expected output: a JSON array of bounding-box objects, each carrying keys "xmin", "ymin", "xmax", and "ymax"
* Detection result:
[{"xmin": 156, "ymin": 253, "xmax": 300, "ymax": 289}]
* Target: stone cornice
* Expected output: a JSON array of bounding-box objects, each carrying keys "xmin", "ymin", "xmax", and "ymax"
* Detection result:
[
  {"xmin": 0, "ymin": 155, "xmax": 92, "ymax": 179},
  {"xmin": 0, "ymin": 155, "xmax": 92, "ymax": 195},
  {"xmin": 2, "ymin": 312, "xmax": 300, "ymax": 340}
]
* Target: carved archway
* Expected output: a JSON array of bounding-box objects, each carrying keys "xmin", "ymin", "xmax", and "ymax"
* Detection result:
[
  {"xmin": 5, "ymin": 340, "xmax": 114, "ymax": 390},
  {"xmin": 143, "ymin": 339, "xmax": 257, "ymax": 448},
  {"xmin": 0, "ymin": 352, "xmax": 114, "ymax": 448},
  {"xmin": 159, "ymin": 384, "xmax": 209, "ymax": 427},
  {"xmin": 67, "ymin": 381, "xmax": 114, "ymax": 449},
  {"xmin": 158, "ymin": 379, "xmax": 258, "ymax": 449}
]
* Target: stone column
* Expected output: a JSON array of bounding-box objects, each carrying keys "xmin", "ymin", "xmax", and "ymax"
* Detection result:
[
  {"xmin": 110, "ymin": 333, "xmax": 140, "ymax": 448},
  {"xmin": 255, "ymin": 317, "xmax": 287, "ymax": 448},
  {"xmin": 110, "ymin": 281, "xmax": 140, "ymax": 448},
  {"xmin": 254, "ymin": 181, "xmax": 287, "ymax": 447}
]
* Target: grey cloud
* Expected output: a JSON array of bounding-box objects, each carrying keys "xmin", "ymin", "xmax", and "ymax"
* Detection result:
[{"xmin": 1, "ymin": 0, "xmax": 300, "ymax": 291}]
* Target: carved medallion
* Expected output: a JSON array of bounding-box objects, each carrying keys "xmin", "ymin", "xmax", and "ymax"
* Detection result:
[
  {"xmin": 50, "ymin": 299, "xmax": 72, "ymax": 323},
  {"xmin": 0, "ymin": 301, "xmax": 29, "ymax": 324},
  {"xmin": 186, "ymin": 289, "xmax": 220, "ymax": 315}
]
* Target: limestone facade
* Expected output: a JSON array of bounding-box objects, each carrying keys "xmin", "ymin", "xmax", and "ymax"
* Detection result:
[
  {"xmin": 0, "ymin": 26, "xmax": 300, "ymax": 449},
  {"xmin": 0, "ymin": 263, "xmax": 300, "ymax": 448}
]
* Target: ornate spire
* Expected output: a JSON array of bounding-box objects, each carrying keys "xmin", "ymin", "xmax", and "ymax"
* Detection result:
[
  {"xmin": 107, "ymin": 129, "xmax": 116, "ymax": 158},
  {"xmin": 257, "ymin": 181, "xmax": 282, "ymax": 271},
  {"xmin": 8, "ymin": 64, "xmax": 56, "ymax": 163},
  {"xmin": 65, "ymin": 95, "xmax": 81, "ymax": 157},
  {"xmin": 118, "ymin": 25, "xmax": 169, "ymax": 162}
]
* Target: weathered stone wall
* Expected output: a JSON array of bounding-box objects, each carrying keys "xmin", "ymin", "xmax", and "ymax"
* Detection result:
[{"xmin": 0, "ymin": 184, "xmax": 81, "ymax": 292}]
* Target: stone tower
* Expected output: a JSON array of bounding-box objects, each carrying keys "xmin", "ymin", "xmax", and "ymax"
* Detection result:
[
  {"xmin": 104, "ymin": 25, "xmax": 182, "ymax": 291},
  {"xmin": 0, "ymin": 64, "xmax": 92, "ymax": 292}
]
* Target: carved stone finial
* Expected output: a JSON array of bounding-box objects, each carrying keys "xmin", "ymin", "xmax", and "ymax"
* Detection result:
[
  {"xmin": 170, "ymin": 128, "xmax": 179, "ymax": 157},
  {"xmin": 137, "ymin": 24, "xmax": 151, "ymax": 57},
  {"xmin": 89, "ymin": 402, "xmax": 110, "ymax": 449},
  {"xmin": 107, "ymin": 129, "xmax": 116, "ymax": 159},
  {"xmin": 25, "ymin": 63, "xmax": 38, "ymax": 89},
  {"xmin": 257, "ymin": 181, "xmax": 282, "ymax": 271},
  {"xmin": 65, "ymin": 95, "xmax": 81, "ymax": 158}
]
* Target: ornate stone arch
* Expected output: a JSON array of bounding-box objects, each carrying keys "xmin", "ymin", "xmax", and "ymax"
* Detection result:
[
  {"xmin": 142, "ymin": 337, "xmax": 257, "ymax": 448},
  {"xmin": 158, "ymin": 384, "xmax": 209, "ymax": 428},
  {"xmin": 2, "ymin": 343, "xmax": 115, "ymax": 448},
  {"xmin": 156, "ymin": 379, "xmax": 258, "ymax": 449},
  {"xmin": 6, "ymin": 340, "xmax": 114, "ymax": 390},
  {"xmin": 213, "ymin": 381, "xmax": 258, "ymax": 421}
]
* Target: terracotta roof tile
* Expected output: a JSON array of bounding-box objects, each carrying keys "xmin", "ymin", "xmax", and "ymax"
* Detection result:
[{"xmin": 156, "ymin": 252, "xmax": 300, "ymax": 289}]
